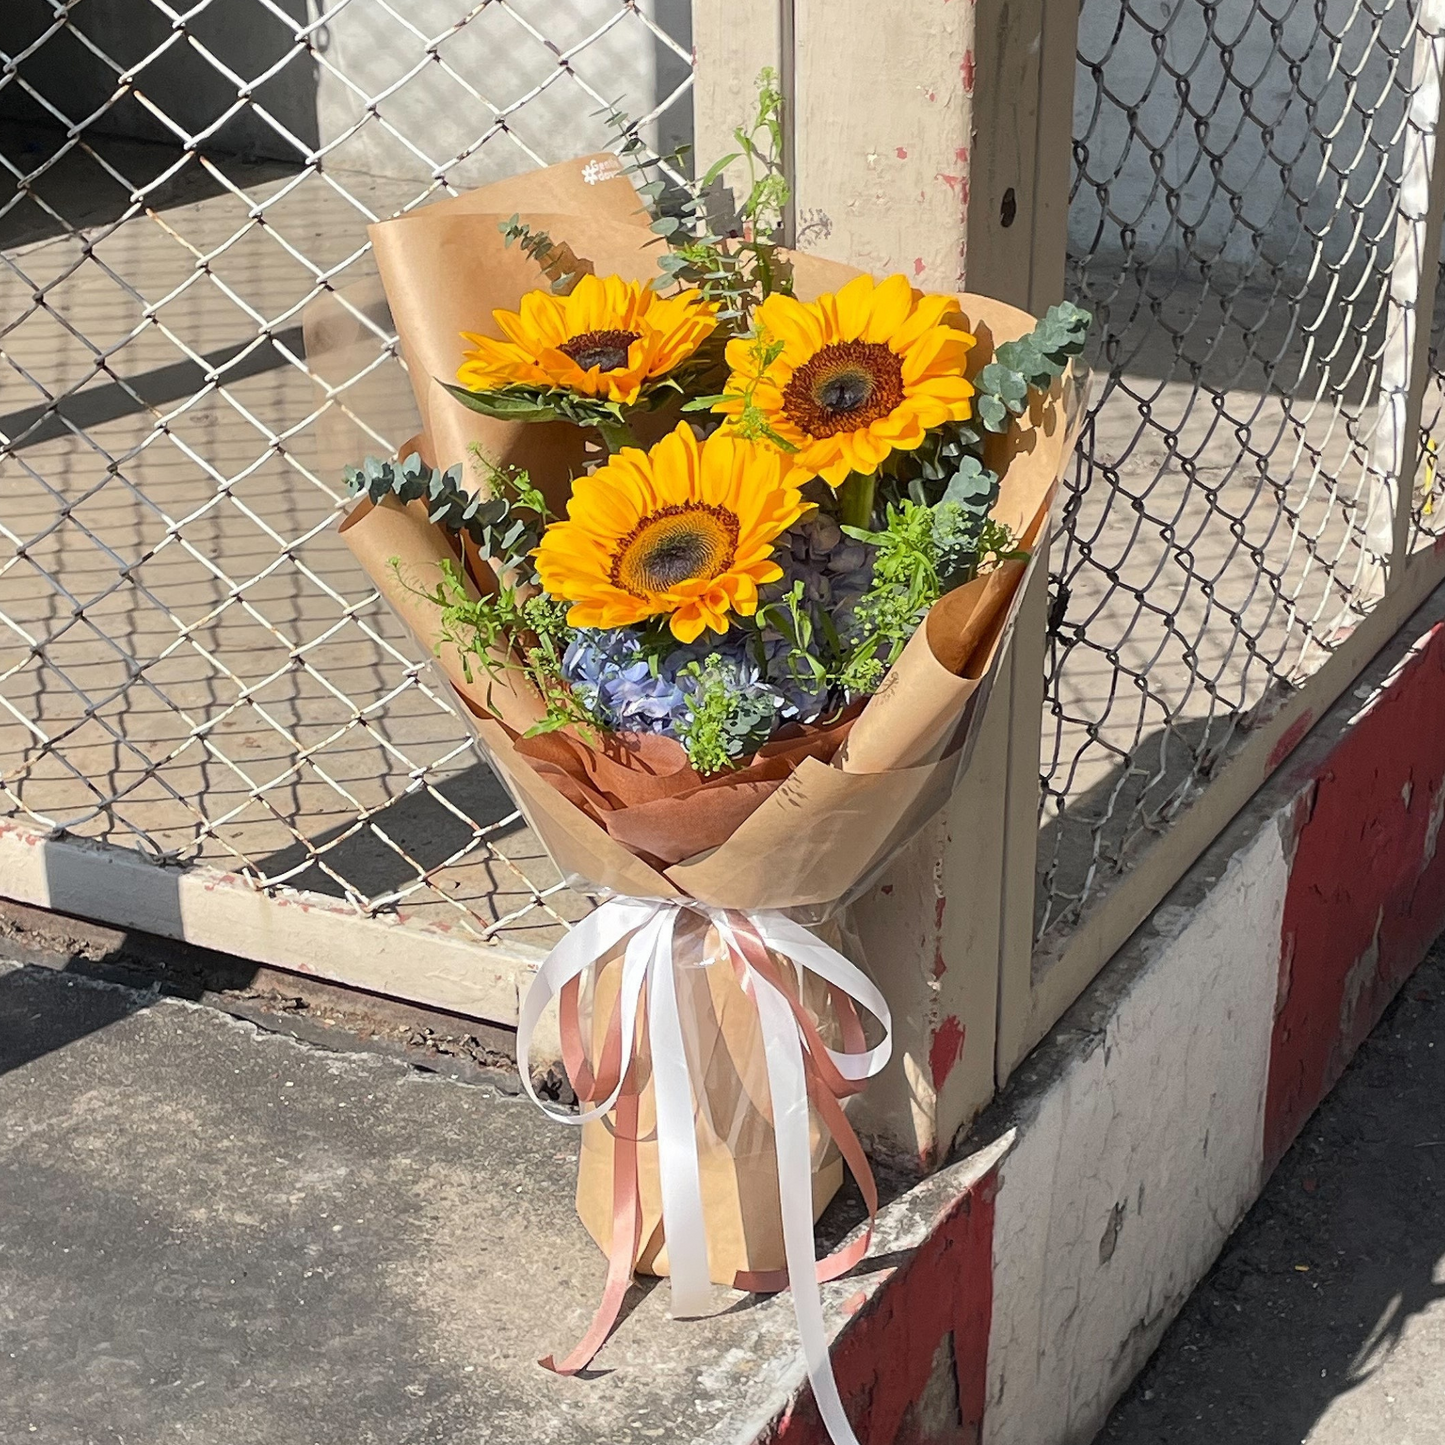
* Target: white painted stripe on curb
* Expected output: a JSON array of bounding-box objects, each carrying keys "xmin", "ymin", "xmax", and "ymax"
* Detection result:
[{"xmin": 984, "ymin": 816, "xmax": 1287, "ymax": 1445}]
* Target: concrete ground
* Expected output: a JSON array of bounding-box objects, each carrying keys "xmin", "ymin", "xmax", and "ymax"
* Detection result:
[
  {"xmin": 1099, "ymin": 935, "xmax": 1445, "ymax": 1444},
  {"xmin": 0, "ymin": 944, "xmax": 899, "ymax": 1445},
  {"xmin": 6, "ymin": 915, "xmax": 1445, "ymax": 1444}
]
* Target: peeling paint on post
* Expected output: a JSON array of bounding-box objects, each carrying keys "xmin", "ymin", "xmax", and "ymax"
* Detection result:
[{"xmin": 931, "ymin": 1016, "xmax": 967, "ymax": 1089}]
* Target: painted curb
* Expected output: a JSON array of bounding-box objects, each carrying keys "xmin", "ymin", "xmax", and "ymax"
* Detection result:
[{"xmin": 760, "ymin": 589, "xmax": 1445, "ymax": 1445}]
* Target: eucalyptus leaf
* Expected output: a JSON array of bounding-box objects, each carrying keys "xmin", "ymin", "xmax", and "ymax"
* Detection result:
[{"xmin": 977, "ymin": 394, "xmax": 1009, "ymax": 432}]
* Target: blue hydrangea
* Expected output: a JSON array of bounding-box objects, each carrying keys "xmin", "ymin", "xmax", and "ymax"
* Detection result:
[
  {"xmin": 562, "ymin": 629, "xmax": 687, "ymax": 734},
  {"xmin": 562, "ymin": 627, "xmax": 832, "ymax": 739},
  {"xmin": 762, "ymin": 514, "xmax": 874, "ymax": 610}
]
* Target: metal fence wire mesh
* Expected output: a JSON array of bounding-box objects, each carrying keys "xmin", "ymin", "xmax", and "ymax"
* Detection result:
[
  {"xmin": 1040, "ymin": 0, "xmax": 1443, "ymax": 941},
  {"xmin": 2, "ymin": 1, "xmax": 1441, "ymax": 966},
  {"xmin": 0, "ymin": 0, "xmax": 691, "ymax": 949}
]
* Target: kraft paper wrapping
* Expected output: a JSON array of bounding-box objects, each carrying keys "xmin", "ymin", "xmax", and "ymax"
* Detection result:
[
  {"xmin": 318, "ymin": 157, "xmax": 1083, "ymax": 1276},
  {"xmin": 370, "ymin": 174, "xmax": 666, "ymax": 514}
]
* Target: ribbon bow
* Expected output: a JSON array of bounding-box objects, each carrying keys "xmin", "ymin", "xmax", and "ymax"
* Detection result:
[{"xmin": 517, "ymin": 896, "xmax": 893, "ymax": 1445}]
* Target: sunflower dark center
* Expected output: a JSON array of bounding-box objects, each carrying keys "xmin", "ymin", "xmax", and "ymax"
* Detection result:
[
  {"xmin": 781, "ymin": 340, "xmax": 905, "ymax": 439},
  {"xmin": 610, "ymin": 504, "xmax": 740, "ymax": 598},
  {"xmin": 558, "ymin": 328, "xmax": 640, "ymax": 373}
]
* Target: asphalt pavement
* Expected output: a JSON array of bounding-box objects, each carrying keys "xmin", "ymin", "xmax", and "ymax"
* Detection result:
[{"xmin": 5, "ymin": 923, "xmax": 1444, "ymax": 1444}]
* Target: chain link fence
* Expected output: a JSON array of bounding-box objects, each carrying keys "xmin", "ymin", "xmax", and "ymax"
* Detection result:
[
  {"xmin": 3, "ymin": 1, "xmax": 1443, "ymax": 976},
  {"xmin": 0, "ymin": 0, "xmax": 691, "ymax": 951},
  {"xmin": 1039, "ymin": 0, "xmax": 1441, "ymax": 941}
]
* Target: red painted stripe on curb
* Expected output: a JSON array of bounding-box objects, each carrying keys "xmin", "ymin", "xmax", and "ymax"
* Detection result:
[
  {"xmin": 768, "ymin": 1168, "xmax": 996, "ymax": 1445},
  {"xmin": 1265, "ymin": 622, "xmax": 1445, "ymax": 1170}
]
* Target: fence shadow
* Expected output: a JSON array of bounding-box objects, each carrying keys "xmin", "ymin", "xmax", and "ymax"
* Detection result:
[
  {"xmin": 249, "ymin": 758, "xmax": 526, "ymax": 904},
  {"xmin": 1035, "ymin": 712, "xmax": 1235, "ymax": 946},
  {"xmin": 0, "ymin": 962, "xmax": 149, "ymax": 1077},
  {"xmin": 0, "ymin": 120, "xmax": 301, "ymax": 251}
]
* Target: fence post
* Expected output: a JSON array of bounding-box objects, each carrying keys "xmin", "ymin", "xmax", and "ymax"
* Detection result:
[
  {"xmin": 697, "ymin": 0, "xmax": 1077, "ymax": 1163},
  {"xmin": 1362, "ymin": 2, "xmax": 1445, "ymax": 600},
  {"xmin": 691, "ymin": 0, "xmax": 788, "ymax": 232},
  {"xmin": 985, "ymin": 3, "xmax": 1080, "ymax": 1088}
]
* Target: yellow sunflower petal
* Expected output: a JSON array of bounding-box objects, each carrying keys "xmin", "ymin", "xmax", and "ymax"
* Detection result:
[
  {"xmin": 723, "ymin": 335, "xmax": 761, "ymax": 376},
  {"xmin": 847, "ymin": 429, "xmax": 890, "ymax": 471},
  {"xmin": 872, "ymin": 405, "xmax": 930, "ymax": 446},
  {"xmin": 517, "ymin": 290, "xmax": 572, "ymax": 348},
  {"xmin": 562, "ymin": 274, "xmax": 604, "ymax": 336},
  {"xmin": 861, "ymin": 274, "xmax": 917, "ymax": 344},
  {"xmin": 901, "ymin": 329, "xmax": 975, "ymax": 385},
  {"xmin": 755, "ymin": 292, "xmax": 827, "ymax": 355},
  {"xmin": 888, "ymin": 293, "xmax": 965, "ymax": 353},
  {"xmin": 669, "ymin": 606, "xmax": 707, "ymax": 643},
  {"xmin": 908, "ymin": 375, "xmax": 976, "ymax": 411},
  {"xmin": 834, "ymin": 274, "xmax": 880, "ymax": 342}
]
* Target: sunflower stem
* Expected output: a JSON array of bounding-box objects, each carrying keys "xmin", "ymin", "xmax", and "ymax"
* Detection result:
[
  {"xmin": 838, "ymin": 472, "xmax": 877, "ymax": 531},
  {"xmin": 592, "ymin": 418, "xmax": 640, "ymax": 454}
]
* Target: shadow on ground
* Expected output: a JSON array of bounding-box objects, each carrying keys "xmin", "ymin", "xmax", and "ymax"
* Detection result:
[
  {"xmin": 1099, "ymin": 937, "xmax": 1445, "ymax": 1443},
  {"xmin": 0, "ymin": 962, "xmax": 149, "ymax": 1076}
]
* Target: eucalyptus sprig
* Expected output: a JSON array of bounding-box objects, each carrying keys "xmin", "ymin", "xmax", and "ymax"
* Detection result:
[
  {"xmin": 497, "ymin": 215, "xmax": 590, "ymax": 295},
  {"xmin": 973, "ymin": 300, "xmax": 1091, "ymax": 433},
  {"xmin": 346, "ymin": 451, "xmax": 549, "ymax": 583}
]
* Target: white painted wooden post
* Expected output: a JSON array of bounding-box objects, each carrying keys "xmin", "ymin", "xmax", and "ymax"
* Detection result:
[
  {"xmin": 692, "ymin": 0, "xmax": 788, "ymax": 233},
  {"xmin": 987, "ymin": 2, "xmax": 1081, "ymax": 1090},
  {"xmin": 693, "ymin": 0, "xmax": 1078, "ymax": 1165}
]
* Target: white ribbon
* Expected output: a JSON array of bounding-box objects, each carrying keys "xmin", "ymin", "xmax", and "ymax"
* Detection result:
[{"xmin": 517, "ymin": 895, "xmax": 893, "ymax": 1445}]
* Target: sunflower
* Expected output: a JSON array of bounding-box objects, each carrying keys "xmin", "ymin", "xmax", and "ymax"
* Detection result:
[
  {"xmin": 536, "ymin": 423, "xmax": 806, "ymax": 643},
  {"xmin": 457, "ymin": 273, "xmax": 717, "ymax": 405},
  {"xmin": 716, "ymin": 273, "xmax": 977, "ymax": 486}
]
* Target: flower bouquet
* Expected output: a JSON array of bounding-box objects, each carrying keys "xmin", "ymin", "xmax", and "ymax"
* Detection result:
[{"xmin": 315, "ymin": 91, "xmax": 1086, "ymax": 1445}]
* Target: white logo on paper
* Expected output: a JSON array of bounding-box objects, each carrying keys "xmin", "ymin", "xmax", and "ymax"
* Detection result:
[{"xmin": 582, "ymin": 157, "xmax": 621, "ymax": 186}]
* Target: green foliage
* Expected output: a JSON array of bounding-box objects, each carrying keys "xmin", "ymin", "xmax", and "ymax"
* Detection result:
[
  {"xmin": 733, "ymin": 66, "xmax": 789, "ymax": 241},
  {"xmin": 752, "ymin": 580, "xmax": 833, "ymax": 701},
  {"xmin": 972, "ymin": 301, "xmax": 1091, "ymax": 434},
  {"xmin": 348, "ymin": 451, "xmax": 550, "ymax": 586},
  {"xmin": 674, "ymin": 655, "xmax": 780, "ymax": 774},
  {"xmin": 688, "ymin": 330, "xmax": 797, "ymax": 450},
  {"xmin": 441, "ymin": 380, "xmax": 655, "ymax": 449},
  {"xmin": 420, "ymin": 559, "xmax": 595, "ymax": 739},
  {"xmin": 833, "ymin": 499, "xmax": 1019, "ymax": 692},
  {"xmin": 634, "ymin": 68, "xmax": 795, "ymax": 324}
]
